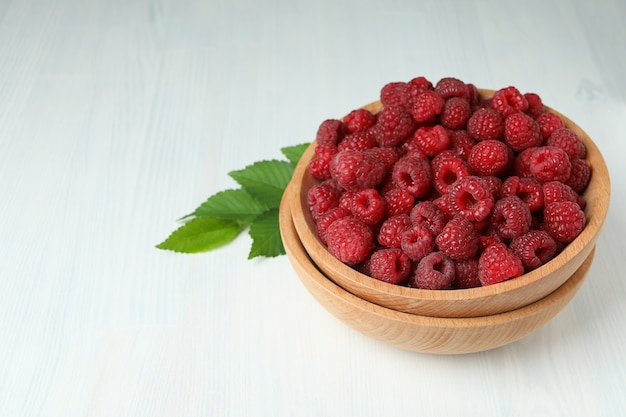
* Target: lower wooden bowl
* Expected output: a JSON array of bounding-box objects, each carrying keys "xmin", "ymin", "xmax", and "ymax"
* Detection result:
[{"xmin": 280, "ymin": 190, "xmax": 593, "ymax": 354}]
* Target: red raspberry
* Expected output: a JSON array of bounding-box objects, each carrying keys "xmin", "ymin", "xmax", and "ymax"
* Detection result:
[
  {"xmin": 366, "ymin": 147, "xmax": 400, "ymax": 172},
  {"xmin": 369, "ymin": 248, "xmax": 413, "ymax": 284},
  {"xmin": 501, "ymin": 176, "xmax": 544, "ymax": 212},
  {"xmin": 513, "ymin": 147, "xmax": 537, "ymax": 178},
  {"xmin": 490, "ymin": 86, "xmax": 528, "ymax": 117},
  {"xmin": 308, "ymin": 144, "xmax": 337, "ymax": 179},
  {"xmin": 435, "ymin": 217, "xmax": 479, "ymax": 261},
  {"xmin": 565, "ymin": 158, "xmax": 591, "ymax": 193},
  {"xmin": 414, "ymin": 251, "xmax": 455, "ymax": 290},
  {"xmin": 412, "ymin": 125, "xmax": 450, "ymax": 157},
  {"xmin": 449, "ymin": 175, "xmax": 495, "ymax": 222},
  {"xmin": 337, "ymin": 130, "xmax": 377, "ymax": 152},
  {"xmin": 380, "ymin": 81, "xmax": 408, "ymax": 107},
  {"xmin": 510, "ymin": 230, "xmax": 558, "ymax": 271},
  {"xmin": 434, "ymin": 77, "xmax": 469, "ymax": 100},
  {"xmin": 477, "ymin": 227, "xmax": 505, "ymax": 252},
  {"xmin": 408, "ymin": 90, "xmax": 445, "ymax": 123},
  {"xmin": 542, "ymin": 181, "xmax": 580, "ymax": 206},
  {"xmin": 330, "ymin": 150, "xmax": 386, "ymax": 191},
  {"xmin": 307, "ymin": 180, "xmax": 341, "ymax": 221},
  {"xmin": 377, "ymin": 214, "xmax": 412, "ymax": 248},
  {"xmin": 482, "ymin": 175, "xmax": 503, "ymax": 200},
  {"xmin": 401, "ymin": 223, "xmax": 435, "ymax": 262},
  {"xmin": 350, "ymin": 188, "xmax": 386, "ymax": 225},
  {"xmin": 373, "ymin": 106, "xmax": 416, "ymax": 147},
  {"xmin": 339, "ymin": 190, "xmax": 357, "ymax": 211},
  {"xmin": 403, "ymin": 76, "xmax": 434, "ymax": 106},
  {"xmin": 447, "ymin": 129, "xmax": 476, "ymax": 160},
  {"xmin": 432, "ymin": 193, "xmax": 455, "ymax": 219},
  {"xmin": 546, "ymin": 128, "xmax": 586, "ymax": 160},
  {"xmin": 391, "ymin": 155, "xmax": 432, "ymax": 198},
  {"xmin": 431, "ymin": 150, "xmax": 470, "ymax": 195},
  {"xmin": 343, "ymin": 108, "xmax": 377, "ymax": 134},
  {"xmin": 524, "ymin": 92, "xmax": 544, "ymax": 118},
  {"xmin": 440, "ymin": 97, "xmax": 471, "ymax": 130},
  {"xmin": 467, "ymin": 108, "xmax": 504, "ymax": 141},
  {"xmin": 536, "ymin": 112, "xmax": 565, "ymax": 139},
  {"xmin": 543, "ymin": 201, "xmax": 586, "ymax": 243},
  {"xmin": 410, "ymin": 200, "xmax": 448, "ymax": 236},
  {"xmin": 529, "ymin": 146, "xmax": 572, "ymax": 183},
  {"xmin": 382, "ymin": 187, "xmax": 414, "ymax": 217},
  {"xmin": 316, "ymin": 119, "xmax": 346, "ymax": 146},
  {"xmin": 315, "ymin": 206, "xmax": 351, "ymax": 245},
  {"xmin": 453, "ymin": 258, "xmax": 481, "ymax": 289},
  {"xmin": 478, "ymin": 242, "xmax": 524, "ymax": 286},
  {"xmin": 325, "ymin": 217, "xmax": 374, "ymax": 265},
  {"xmin": 490, "ymin": 195, "xmax": 532, "ymax": 239},
  {"xmin": 467, "ymin": 139, "xmax": 512, "ymax": 177},
  {"xmin": 504, "ymin": 112, "xmax": 543, "ymax": 152}
]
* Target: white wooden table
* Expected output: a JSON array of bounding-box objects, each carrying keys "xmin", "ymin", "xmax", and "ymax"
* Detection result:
[{"xmin": 1, "ymin": 0, "xmax": 625, "ymax": 415}]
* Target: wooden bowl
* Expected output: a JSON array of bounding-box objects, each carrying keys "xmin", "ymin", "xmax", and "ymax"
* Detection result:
[
  {"xmin": 280, "ymin": 191, "xmax": 594, "ymax": 354},
  {"xmin": 288, "ymin": 90, "xmax": 610, "ymax": 318}
]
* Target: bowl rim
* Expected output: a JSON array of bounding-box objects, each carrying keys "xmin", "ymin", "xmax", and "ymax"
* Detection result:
[{"xmin": 289, "ymin": 89, "xmax": 610, "ymax": 303}]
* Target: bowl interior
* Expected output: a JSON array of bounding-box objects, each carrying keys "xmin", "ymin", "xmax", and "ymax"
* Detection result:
[{"xmin": 288, "ymin": 90, "xmax": 610, "ymax": 318}]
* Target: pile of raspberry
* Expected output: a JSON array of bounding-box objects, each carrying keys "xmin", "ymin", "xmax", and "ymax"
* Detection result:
[{"xmin": 306, "ymin": 76, "xmax": 591, "ymax": 290}]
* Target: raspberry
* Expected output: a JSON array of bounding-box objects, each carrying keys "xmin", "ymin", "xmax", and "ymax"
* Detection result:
[
  {"xmin": 482, "ymin": 175, "xmax": 503, "ymax": 200},
  {"xmin": 546, "ymin": 128, "xmax": 586, "ymax": 160},
  {"xmin": 408, "ymin": 90, "xmax": 445, "ymax": 123},
  {"xmin": 403, "ymin": 76, "xmax": 434, "ymax": 106},
  {"xmin": 504, "ymin": 112, "xmax": 543, "ymax": 152},
  {"xmin": 467, "ymin": 139, "xmax": 512, "ymax": 177},
  {"xmin": 377, "ymin": 214, "xmax": 412, "ymax": 248},
  {"xmin": 478, "ymin": 242, "xmax": 524, "ymax": 286},
  {"xmin": 435, "ymin": 217, "xmax": 479, "ymax": 261},
  {"xmin": 431, "ymin": 150, "xmax": 470, "ymax": 195},
  {"xmin": 349, "ymin": 188, "xmax": 387, "ymax": 225},
  {"xmin": 369, "ymin": 248, "xmax": 413, "ymax": 284},
  {"xmin": 325, "ymin": 217, "xmax": 374, "ymax": 264},
  {"xmin": 380, "ymin": 81, "xmax": 408, "ymax": 107},
  {"xmin": 315, "ymin": 206, "xmax": 351, "ymax": 245},
  {"xmin": 449, "ymin": 175, "xmax": 495, "ymax": 222},
  {"xmin": 565, "ymin": 158, "xmax": 591, "ymax": 193},
  {"xmin": 467, "ymin": 108, "xmax": 504, "ymax": 141},
  {"xmin": 440, "ymin": 97, "xmax": 471, "ymax": 130},
  {"xmin": 524, "ymin": 92, "xmax": 544, "ymax": 118},
  {"xmin": 510, "ymin": 230, "xmax": 558, "ymax": 271},
  {"xmin": 432, "ymin": 193, "xmax": 455, "ymax": 219},
  {"xmin": 401, "ymin": 224, "xmax": 435, "ymax": 262},
  {"xmin": 339, "ymin": 190, "xmax": 357, "ymax": 210},
  {"xmin": 382, "ymin": 187, "xmax": 414, "ymax": 217},
  {"xmin": 391, "ymin": 155, "xmax": 432, "ymax": 198},
  {"xmin": 543, "ymin": 201, "xmax": 586, "ymax": 243},
  {"xmin": 536, "ymin": 112, "xmax": 565, "ymax": 139},
  {"xmin": 410, "ymin": 200, "xmax": 448, "ymax": 236},
  {"xmin": 373, "ymin": 106, "xmax": 416, "ymax": 147},
  {"xmin": 337, "ymin": 130, "xmax": 377, "ymax": 152},
  {"xmin": 529, "ymin": 146, "xmax": 572, "ymax": 183},
  {"xmin": 366, "ymin": 147, "xmax": 400, "ymax": 172},
  {"xmin": 330, "ymin": 150, "xmax": 386, "ymax": 191},
  {"xmin": 501, "ymin": 176, "xmax": 544, "ymax": 212},
  {"xmin": 542, "ymin": 181, "xmax": 580, "ymax": 206},
  {"xmin": 453, "ymin": 258, "xmax": 481, "ymax": 289},
  {"xmin": 490, "ymin": 86, "xmax": 528, "ymax": 117},
  {"xmin": 434, "ymin": 77, "xmax": 469, "ymax": 100},
  {"xmin": 414, "ymin": 251, "xmax": 455, "ymax": 290},
  {"xmin": 307, "ymin": 180, "xmax": 341, "ymax": 221},
  {"xmin": 412, "ymin": 125, "xmax": 450, "ymax": 157},
  {"xmin": 513, "ymin": 147, "xmax": 537, "ymax": 178},
  {"xmin": 316, "ymin": 119, "xmax": 346, "ymax": 146},
  {"xmin": 308, "ymin": 144, "xmax": 337, "ymax": 179},
  {"xmin": 447, "ymin": 129, "xmax": 476, "ymax": 160},
  {"xmin": 343, "ymin": 108, "xmax": 377, "ymax": 134},
  {"xmin": 490, "ymin": 195, "xmax": 532, "ymax": 239}
]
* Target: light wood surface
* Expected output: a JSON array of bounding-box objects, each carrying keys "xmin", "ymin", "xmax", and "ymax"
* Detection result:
[
  {"xmin": 1, "ymin": 0, "xmax": 625, "ymax": 415},
  {"xmin": 289, "ymin": 93, "xmax": 610, "ymax": 318}
]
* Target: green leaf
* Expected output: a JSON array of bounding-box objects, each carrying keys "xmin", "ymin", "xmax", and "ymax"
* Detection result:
[
  {"xmin": 247, "ymin": 208, "xmax": 284, "ymax": 259},
  {"xmin": 156, "ymin": 217, "xmax": 244, "ymax": 253},
  {"xmin": 228, "ymin": 160, "xmax": 294, "ymax": 208},
  {"xmin": 186, "ymin": 189, "xmax": 268, "ymax": 223},
  {"xmin": 281, "ymin": 143, "xmax": 310, "ymax": 165}
]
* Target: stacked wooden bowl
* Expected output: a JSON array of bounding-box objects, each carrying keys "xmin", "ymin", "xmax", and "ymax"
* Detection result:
[{"xmin": 279, "ymin": 91, "xmax": 610, "ymax": 354}]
